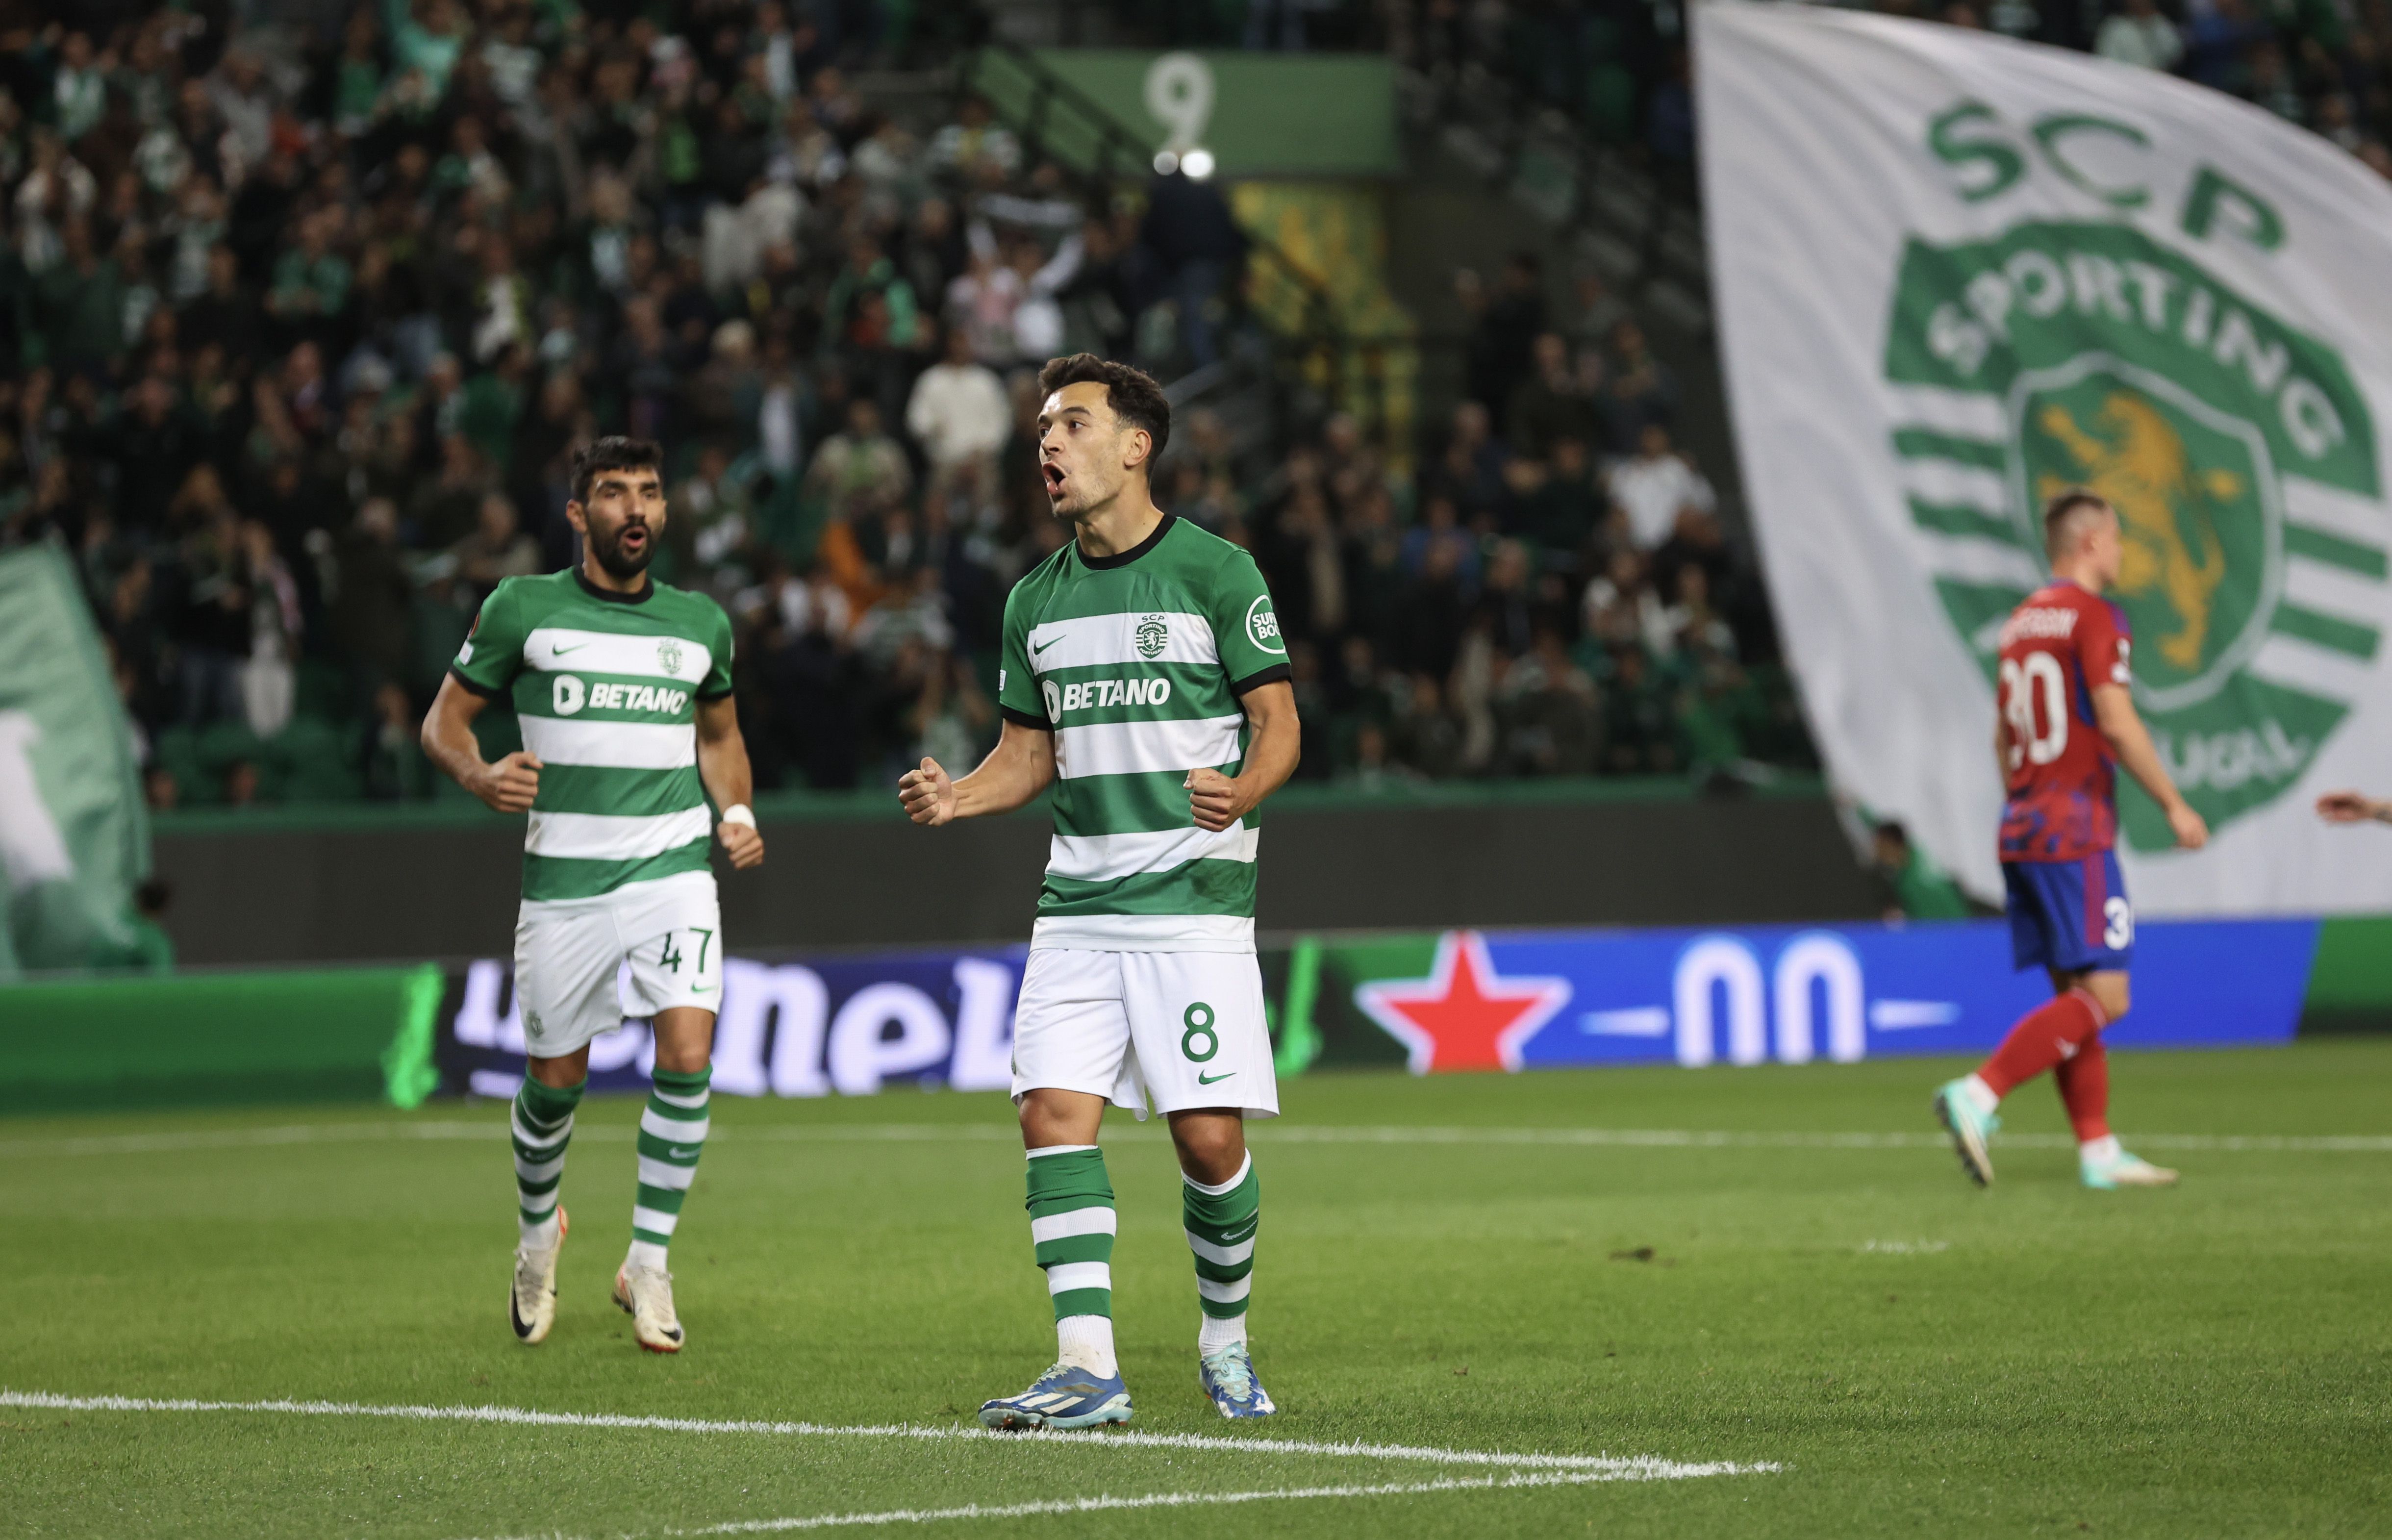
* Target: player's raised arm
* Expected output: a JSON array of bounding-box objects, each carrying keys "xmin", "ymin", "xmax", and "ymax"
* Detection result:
[
  {"xmin": 422, "ymin": 671, "xmax": 543, "ymax": 813},
  {"xmin": 900, "ymin": 718, "xmax": 1057, "ymax": 827},
  {"xmin": 696, "ymin": 694, "xmax": 764, "ymax": 869},
  {"xmin": 1188, "ymin": 680, "xmax": 1299, "ymax": 833},
  {"xmin": 2089, "ymin": 684, "xmax": 2207, "ymax": 850},
  {"xmin": 2317, "ymin": 790, "xmax": 2392, "ymax": 825}
]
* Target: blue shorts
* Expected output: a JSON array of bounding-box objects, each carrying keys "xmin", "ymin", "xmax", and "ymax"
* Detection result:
[{"xmin": 2003, "ymin": 852, "xmax": 2133, "ymax": 975}]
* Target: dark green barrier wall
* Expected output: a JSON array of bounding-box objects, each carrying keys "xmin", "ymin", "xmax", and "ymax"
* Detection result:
[
  {"xmin": 0, "ymin": 966, "xmax": 442, "ymax": 1113},
  {"xmin": 2299, "ymin": 916, "xmax": 2392, "ymax": 1033},
  {"xmin": 147, "ymin": 782, "xmax": 1884, "ymax": 966}
]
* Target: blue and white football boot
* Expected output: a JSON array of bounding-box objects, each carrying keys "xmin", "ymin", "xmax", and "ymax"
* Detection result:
[
  {"xmin": 978, "ymin": 1363, "xmax": 1133, "ymax": 1431},
  {"xmin": 1933, "ymin": 1078, "xmax": 2000, "ymax": 1188},
  {"xmin": 1198, "ymin": 1343, "xmax": 1276, "ymax": 1418}
]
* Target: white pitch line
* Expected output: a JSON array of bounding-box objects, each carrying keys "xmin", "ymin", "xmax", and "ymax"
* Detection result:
[
  {"xmin": 448, "ymin": 1465, "xmax": 1772, "ymax": 1540},
  {"xmin": 6, "ymin": 1120, "xmax": 2390, "ymax": 1160},
  {"xmin": 651, "ymin": 1466, "xmax": 1769, "ymax": 1537},
  {"xmin": 0, "ymin": 1122, "xmax": 547, "ymax": 1157},
  {"xmin": 0, "ymin": 1391, "xmax": 1770, "ymax": 1480}
]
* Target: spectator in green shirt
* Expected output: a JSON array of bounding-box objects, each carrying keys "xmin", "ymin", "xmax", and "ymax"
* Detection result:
[
  {"xmin": 386, "ymin": 0, "xmax": 468, "ymax": 101},
  {"xmin": 267, "ymin": 209, "xmax": 352, "ymax": 334}
]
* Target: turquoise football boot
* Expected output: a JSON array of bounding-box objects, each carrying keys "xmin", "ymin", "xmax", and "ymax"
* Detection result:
[
  {"xmin": 1934, "ymin": 1078, "xmax": 2000, "ymax": 1187},
  {"xmin": 2081, "ymin": 1145, "xmax": 2179, "ymax": 1189},
  {"xmin": 1198, "ymin": 1343, "xmax": 1276, "ymax": 1418}
]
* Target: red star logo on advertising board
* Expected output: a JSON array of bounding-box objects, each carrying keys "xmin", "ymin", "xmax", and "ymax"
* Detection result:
[{"xmin": 1353, "ymin": 931, "xmax": 1573, "ymax": 1075}]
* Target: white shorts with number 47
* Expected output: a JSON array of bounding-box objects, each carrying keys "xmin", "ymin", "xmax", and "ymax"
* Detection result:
[
  {"xmin": 514, "ymin": 869, "xmax": 724, "ymax": 1059},
  {"xmin": 1010, "ymin": 948, "xmax": 1279, "ymax": 1120}
]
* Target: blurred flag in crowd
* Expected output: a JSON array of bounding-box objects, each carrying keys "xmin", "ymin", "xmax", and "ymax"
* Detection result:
[{"xmin": 0, "ymin": 548, "xmax": 151, "ymax": 977}]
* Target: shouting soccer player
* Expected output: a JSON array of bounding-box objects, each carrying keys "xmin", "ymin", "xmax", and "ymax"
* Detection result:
[
  {"xmin": 898, "ymin": 355, "xmax": 1299, "ymax": 1427},
  {"xmin": 1934, "ymin": 488, "xmax": 2208, "ymax": 1191},
  {"xmin": 423, "ymin": 436, "xmax": 764, "ymax": 1351}
]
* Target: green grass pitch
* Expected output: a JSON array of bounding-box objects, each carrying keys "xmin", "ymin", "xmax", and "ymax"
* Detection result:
[{"xmin": 3, "ymin": 1041, "xmax": 2389, "ymax": 1538}]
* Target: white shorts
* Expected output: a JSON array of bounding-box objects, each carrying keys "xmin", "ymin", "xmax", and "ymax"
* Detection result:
[
  {"xmin": 514, "ymin": 870, "xmax": 724, "ymax": 1059},
  {"xmin": 1011, "ymin": 948, "xmax": 1279, "ymax": 1121}
]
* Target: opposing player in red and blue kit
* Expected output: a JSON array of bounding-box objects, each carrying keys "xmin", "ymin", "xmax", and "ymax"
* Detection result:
[{"xmin": 1935, "ymin": 489, "xmax": 2209, "ymax": 1191}]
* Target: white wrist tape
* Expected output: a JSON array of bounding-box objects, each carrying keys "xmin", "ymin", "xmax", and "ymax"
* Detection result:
[{"xmin": 719, "ymin": 804, "xmax": 757, "ymax": 829}]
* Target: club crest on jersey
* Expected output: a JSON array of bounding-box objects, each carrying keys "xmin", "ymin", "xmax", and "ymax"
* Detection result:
[
  {"xmin": 1882, "ymin": 208, "xmax": 2383, "ymax": 847},
  {"xmin": 656, "ymin": 638, "xmax": 684, "ymax": 676},
  {"xmin": 1134, "ymin": 614, "xmax": 1169, "ymax": 659}
]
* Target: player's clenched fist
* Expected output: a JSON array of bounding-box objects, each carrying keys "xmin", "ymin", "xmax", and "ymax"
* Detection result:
[
  {"xmin": 2165, "ymin": 800, "xmax": 2209, "ymax": 851},
  {"xmin": 717, "ymin": 820, "xmax": 765, "ymax": 869},
  {"xmin": 900, "ymin": 756, "xmax": 957, "ymax": 826},
  {"xmin": 469, "ymin": 750, "xmax": 542, "ymax": 814},
  {"xmin": 1185, "ymin": 767, "xmax": 1246, "ymax": 833}
]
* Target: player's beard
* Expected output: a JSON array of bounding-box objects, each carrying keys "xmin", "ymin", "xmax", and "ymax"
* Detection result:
[
  {"xmin": 1049, "ymin": 465, "xmax": 1114, "ymax": 526},
  {"xmin": 588, "ymin": 517, "xmax": 655, "ymax": 580}
]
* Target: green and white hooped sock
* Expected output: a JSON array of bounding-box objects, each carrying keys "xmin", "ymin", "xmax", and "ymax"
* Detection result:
[
  {"xmin": 1184, "ymin": 1154, "xmax": 1259, "ymax": 1355},
  {"xmin": 512, "ymin": 1075, "xmax": 584, "ymax": 1248},
  {"xmin": 1027, "ymin": 1144, "xmax": 1117, "ymax": 1377},
  {"xmin": 628, "ymin": 1066, "xmax": 711, "ymax": 1270}
]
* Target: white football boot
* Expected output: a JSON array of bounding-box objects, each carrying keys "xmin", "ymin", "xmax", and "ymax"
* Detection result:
[
  {"xmin": 613, "ymin": 1261, "xmax": 685, "ymax": 1352},
  {"xmin": 510, "ymin": 1206, "xmax": 567, "ymax": 1344},
  {"xmin": 2082, "ymin": 1146, "xmax": 2179, "ymax": 1189}
]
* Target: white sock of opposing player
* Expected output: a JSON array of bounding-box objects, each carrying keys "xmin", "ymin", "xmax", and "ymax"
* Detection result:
[
  {"xmin": 1958, "ymin": 1074, "xmax": 2000, "ymax": 1116},
  {"xmin": 2080, "ymin": 1134, "xmax": 2122, "ymax": 1163}
]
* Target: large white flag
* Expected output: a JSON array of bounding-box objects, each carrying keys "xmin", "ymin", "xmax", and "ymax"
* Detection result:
[{"xmin": 1700, "ymin": 0, "xmax": 2392, "ymax": 914}]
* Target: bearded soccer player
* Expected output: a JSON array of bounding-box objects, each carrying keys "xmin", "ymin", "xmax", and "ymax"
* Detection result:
[
  {"xmin": 1934, "ymin": 488, "xmax": 2209, "ymax": 1191},
  {"xmin": 899, "ymin": 355, "xmax": 1299, "ymax": 1427},
  {"xmin": 423, "ymin": 436, "xmax": 764, "ymax": 1351}
]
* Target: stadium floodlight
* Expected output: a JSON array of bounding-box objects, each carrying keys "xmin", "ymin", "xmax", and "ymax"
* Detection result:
[
  {"xmin": 1152, "ymin": 150, "xmax": 1179, "ymax": 175},
  {"xmin": 1182, "ymin": 148, "xmax": 1216, "ymax": 179}
]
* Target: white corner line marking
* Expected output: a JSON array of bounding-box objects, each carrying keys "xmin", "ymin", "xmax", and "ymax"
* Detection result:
[{"xmin": 0, "ymin": 1391, "xmax": 1776, "ymax": 1480}]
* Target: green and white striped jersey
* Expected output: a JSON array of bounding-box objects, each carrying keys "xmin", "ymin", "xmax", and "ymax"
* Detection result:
[
  {"xmin": 997, "ymin": 514, "xmax": 1290, "ymax": 952},
  {"xmin": 451, "ymin": 570, "xmax": 735, "ymax": 903}
]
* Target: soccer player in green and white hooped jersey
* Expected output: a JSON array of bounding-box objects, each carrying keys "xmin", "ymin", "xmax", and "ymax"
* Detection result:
[
  {"xmin": 900, "ymin": 355, "xmax": 1302, "ymax": 1426},
  {"xmin": 422, "ymin": 436, "xmax": 765, "ymax": 1355}
]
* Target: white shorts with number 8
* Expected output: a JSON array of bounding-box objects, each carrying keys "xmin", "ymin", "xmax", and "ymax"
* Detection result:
[
  {"xmin": 1010, "ymin": 948, "xmax": 1280, "ymax": 1121},
  {"xmin": 513, "ymin": 869, "xmax": 724, "ymax": 1059}
]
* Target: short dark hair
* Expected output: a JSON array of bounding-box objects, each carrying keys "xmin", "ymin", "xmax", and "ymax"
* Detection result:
[
  {"xmin": 1037, "ymin": 353, "xmax": 1171, "ymax": 467},
  {"xmin": 571, "ymin": 435, "xmax": 663, "ymax": 505},
  {"xmin": 2042, "ymin": 485, "xmax": 2112, "ymax": 558}
]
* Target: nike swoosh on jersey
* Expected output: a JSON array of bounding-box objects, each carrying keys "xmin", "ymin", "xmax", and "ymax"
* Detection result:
[
  {"xmin": 1196, "ymin": 1070, "xmax": 1235, "ymax": 1084},
  {"xmin": 1032, "ymin": 635, "xmax": 1062, "ymax": 654},
  {"xmin": 552, "ymin": 642, "xmax": 588, "ymax": 656},
  {"xmin": 667, "ymin": 1145, "xmax": 700, "ymax": 1159}
]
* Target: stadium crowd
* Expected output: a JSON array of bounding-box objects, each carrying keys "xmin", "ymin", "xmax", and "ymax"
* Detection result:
[
  {"xmin": 0, "ymin": 1, "xmax": 1824, "ymax": 808},
  {"xmin": 1385, "ymin": 0, "xmax": 2392, "ymax": 182}
]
